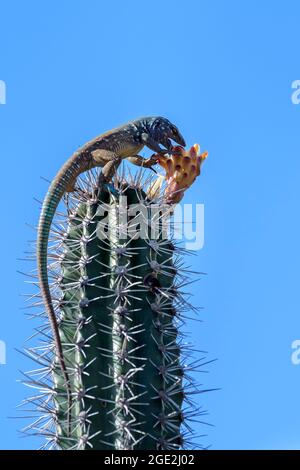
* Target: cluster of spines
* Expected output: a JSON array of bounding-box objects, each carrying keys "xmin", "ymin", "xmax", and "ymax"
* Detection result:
[{"xmin": 19, "ymin": 168, "xmax": 210, "ymax": 450}]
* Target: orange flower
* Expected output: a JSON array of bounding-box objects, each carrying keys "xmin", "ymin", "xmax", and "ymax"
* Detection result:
[{"xmin": 157, "ymin": 144, "xmax": 208, "ymax": 204}]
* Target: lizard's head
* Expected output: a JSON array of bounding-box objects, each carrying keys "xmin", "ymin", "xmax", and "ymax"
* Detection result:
[{"xmin": 147, "ymin": 116, "xmax": 186, "ymax": 151}]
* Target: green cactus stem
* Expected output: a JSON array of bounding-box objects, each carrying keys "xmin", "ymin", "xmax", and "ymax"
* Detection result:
[{"xmin": 22, "ymin": 169, "xmax": 208, "ymax": 450}]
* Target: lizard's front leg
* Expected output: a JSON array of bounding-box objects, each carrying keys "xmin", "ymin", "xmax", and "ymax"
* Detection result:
[
  {"xmin": 126, "ymin": 154, "xmax": 159, "ymax": 169},
  {"xmin": 65, "ymin": 180, "xmax": 77, "ymax": 192}
]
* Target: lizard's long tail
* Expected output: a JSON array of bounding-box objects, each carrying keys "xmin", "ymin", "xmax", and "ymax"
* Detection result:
[{"xmin": 37, "ymin": 151, "xmax": 90, "ymax": 435}]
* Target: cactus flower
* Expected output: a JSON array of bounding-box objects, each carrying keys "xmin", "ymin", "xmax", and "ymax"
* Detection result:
[{"xmin": 157, "ymin": 144, "xmax": 208, "ymax": 204}]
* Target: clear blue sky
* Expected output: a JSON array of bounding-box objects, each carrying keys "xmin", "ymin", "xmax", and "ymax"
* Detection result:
[{"xmin": 1, "ymin": 0, "xmax": 300, "ymax": 450}]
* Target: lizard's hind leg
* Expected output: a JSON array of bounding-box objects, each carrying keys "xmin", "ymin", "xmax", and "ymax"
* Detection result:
[
  {"xmin": 91, "ymin": 149, "xmax": 121, "ymax": 195},
  {"xmin": 65, "ymin": 178, "xmax": 77, "ymax": 193},
  {"xmin": 100, "ymin": 157, "xmax": 122, "ymax": 181}
]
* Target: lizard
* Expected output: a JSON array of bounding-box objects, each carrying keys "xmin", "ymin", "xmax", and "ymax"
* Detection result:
[{"xmin": 37, "ymin": 116, "xmax": 186, "ymax": 434}]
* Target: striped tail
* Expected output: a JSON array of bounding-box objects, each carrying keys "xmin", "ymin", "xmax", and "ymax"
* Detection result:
[{"xmin": 37, "ymin": 152, "xmax": 90, "ymax": 435}]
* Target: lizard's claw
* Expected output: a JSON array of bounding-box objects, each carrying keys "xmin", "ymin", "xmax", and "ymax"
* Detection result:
[
  {"xmin": 156, "ymin": 149, "xmax": 169, "ymax": 156},
  {"xmin": 149, "ymin": 166, "xmax": 157, "ymax": 174}
]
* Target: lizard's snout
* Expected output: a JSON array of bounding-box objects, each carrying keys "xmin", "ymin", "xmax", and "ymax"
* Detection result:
[{"xmin": 174, "ymin": 134, "xmax": 186, "ymax": 147}]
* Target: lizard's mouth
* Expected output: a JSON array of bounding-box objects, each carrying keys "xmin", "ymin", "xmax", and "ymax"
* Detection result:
[
  {"xmin": 173, "ymin": 135, "xmax": 186, "ymax": 147},
  {"xmin": 164, "ymin": 136, "xmax": 186, "ymax": 150}
]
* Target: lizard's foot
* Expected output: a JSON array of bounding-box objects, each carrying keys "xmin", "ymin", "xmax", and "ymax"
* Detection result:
[
  {"xmin": 142, "ymin": 155, "xmax": 159, "ymax": 173},
  {"xmin": 103, "ymin": 182, "xmax": 119, "ymax": 197},
  {"xmin": 65, "ymin": 180, "xmax": 76, "ymax": 193},
  {"xmin": 97, "ymin": 174, "xmax": 119, "ymax": 197},
  {"xmin": 138, "ymin": 153, "xmax": 161, "ymax": 170}
]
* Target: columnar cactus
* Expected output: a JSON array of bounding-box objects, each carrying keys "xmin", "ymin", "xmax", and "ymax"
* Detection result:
[{"xmin": 22, "ymin": 145, "xmax": 208, "ymax": 450}]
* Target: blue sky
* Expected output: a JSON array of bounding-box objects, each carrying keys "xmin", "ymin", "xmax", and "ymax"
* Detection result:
[{"xmin": 0, "ymin": 0, "xmax": 300, "ymax": 450}]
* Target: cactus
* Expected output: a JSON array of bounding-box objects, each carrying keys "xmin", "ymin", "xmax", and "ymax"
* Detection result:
[{"xmin": 21, "ymin": 145, "xmax": 209, "ymax": 450}]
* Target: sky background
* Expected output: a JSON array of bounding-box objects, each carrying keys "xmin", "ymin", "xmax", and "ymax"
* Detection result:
[{"xmin": 0, "ymin": 0, "xmax": 300, "ymax": 450}]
